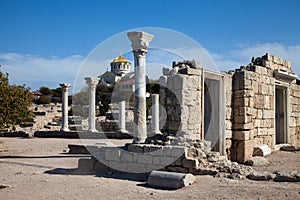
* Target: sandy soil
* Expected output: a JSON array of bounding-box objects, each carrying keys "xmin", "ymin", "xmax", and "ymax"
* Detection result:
[{"xmin": 0, "ymin": 137, "xmax": 300, "ymax": 200}]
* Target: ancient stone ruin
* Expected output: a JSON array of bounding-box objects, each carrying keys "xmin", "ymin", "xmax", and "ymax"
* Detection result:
[{"xmin": 76, "ymin": 30, "xmax": 300, "ymax": 179}]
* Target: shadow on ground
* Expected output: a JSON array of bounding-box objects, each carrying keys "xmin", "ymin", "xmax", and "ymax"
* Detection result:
[{"xmin": 44, "ymin": 168, "xmax": 149, "ymax": 182}]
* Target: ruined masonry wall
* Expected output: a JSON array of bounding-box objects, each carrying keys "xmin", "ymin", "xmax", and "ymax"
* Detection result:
[
  {"xmin": 160, "ymin": 74, "xmax": 202, "ymax": 141},
  {"xmin": 290, "ymin": 83, "xmax": 300, "ymax": 146},
  {"xmin": 224, "ymin": 73, "xmax": 233, "ymax": 158}
]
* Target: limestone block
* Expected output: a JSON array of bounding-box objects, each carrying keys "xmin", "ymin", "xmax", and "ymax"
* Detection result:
[
  {"xmin": 225, "ymin": 130, "xmax": 232, "ymax": 139},
  {"xmin": 280, "ymin": 145, "xmax": 300, "ymax": 151},
  {"xmin": 233, "ymin": 131, "xmax": 252, "ymax": 141},
  {"xmin": 233, "ymin": 123, "xmax": 253, "ymax": 130},
  {"xmin": 236, "ymin": 140, "xmax": 254, "ymax": 163},
  {"xmin": 171, "ymin": 146, "xmax": 186, "ymax": 158},
  {"xmin": 247, "ymin": 170, "xmax": 275, "ymax": 181},
  {"xmin": 263, "ymin": 110, "xmax": 274, "ymax": 119},
  {"xmin": 207, "ymin": 152, "xmax": 220, "ymax": 162},
  {"xmin": 160, "ymin": 156, "xmax": 177, "ymax": 166},
  {"xmin": 225, "ymin": 120, "xmax": 232, "ymax": 130},
  {"xmin": 78, "ymin": 158, "xmax": 96, "ymax": 171},
  {"xmin": 94, "ymin": 161, "xmax": 109, "ymax": 172},
  {"xmin": 274, "ymin": 171, "xmax": 300, "ymax": 182},
  {"xmin": 253, "ymin": 144, "xmax": 272, "ymax": 157},
  {"xmin": 137, "ymin": 154, "xmax": 153, "ymax": 164},
  {"xmin": 182, "ymin": 158, "xmax": 199, "ymax": 168},
  {"xmin": 108, "ymin": 161, "xmax": 128, "ymax": 172},
  {"xmin": 263, "ymin": 135, "xmax": 274, "ymax": 148},
  {"xmin": 254, "ymin": 137, "xmax": 264, "ymax": 146},
  {"xmin": 147, "ymin": 171, "xmax": 196, "ymax": 189},
  {"xmin": 126, "ymin": 163, "xmax": 147, "ymax": 173},
  {"xmin": 153, "ymin": 156, "xmax": 161, "ymax": 165},
  {"xmin": 166, "ymin": 166, "xmax": 189, "ymax": 173},
  {"xmin": 178, "ymin": 67, "xmax": 202, "ymax": 76},
  {"xmin": 167, "ymin": 76, "xmax": 174, "ymax": 89},
  {"xmin": 104, "ymin": 148, "xmax": 121, "ymax": 161},
  {"xmin": 120, "ymin": 152, "xmax": 134, "ymax": 162},
  {"xmin": 254, "ymin": 95, "xmax": 264, "ymax": 109},
  {"xmin": 173, "ymin": 74, "xmax": 183, "ymax": 90},
  {"xmin": 290, "ymin": 117, "xmax": 296, "ymax": 127},
  {"xmin": 245, "ymin": 156, "xmax": 270, "ymax": 166}
]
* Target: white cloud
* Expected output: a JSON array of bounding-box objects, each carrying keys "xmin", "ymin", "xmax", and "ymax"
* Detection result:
[
  {"xmin": 212, "ymin": 43, "xmax": 300, "ymax": 76},
  {"xmin": 0, "ymin": 53, "xmax": 84, "ymax": 91},
  {"xmin": 0, "ymin": 43, "xmax": 299, "ymax": 93}
]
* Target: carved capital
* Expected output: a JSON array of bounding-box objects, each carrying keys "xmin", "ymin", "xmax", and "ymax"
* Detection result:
[
  {"xmin": 59, "ymin": 83, "xmax": 71, "ymax": 92},
  {"xmin": 127, "ymin": 31, "xmax": 154, "ymax": 52},
  {"xmin": 85, "ymin": 77, "xmax": 100, "ymax": 89}
]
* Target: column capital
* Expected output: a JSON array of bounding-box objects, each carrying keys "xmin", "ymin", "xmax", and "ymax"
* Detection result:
[
  {"xmin": 127, "ymin": 31, "xmax": 154, "ymax": 52},
  {"xmin": 85, "ymin": 77, "xmax": 100, "ymax": 89},
  {"xmin": 60, "ymin": 83, "xmax": 71, "ymax": 89}
]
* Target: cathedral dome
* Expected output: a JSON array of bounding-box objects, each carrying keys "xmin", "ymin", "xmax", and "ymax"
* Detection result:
[{"xmin": 112, "ymin": 55, "xmax": 130, "ymax": 63}]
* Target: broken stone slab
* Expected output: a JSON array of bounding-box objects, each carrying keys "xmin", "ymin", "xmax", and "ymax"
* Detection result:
[
  {"xmin": 245, "ymin": 156, "xmax": 270, "ymax": 166},
  {"xmin": 207, "ymin": 152, "xmax": 220, "ymax": 162},
  {"xmin": 280, "ymin": 145, "xmax": 300, "ymax": 151},
  {"xmin": 194, "ymin": 168, "xmax": 218, "ymax": 176},
  {"xmin": 274, "ymin": 171, "xmax": 300, "ymax": 182},
  {"xmin": 178, "ymin": 67, "xmax": 202, "ymax": 75},
  {"xmin": 247, "ymin": 171, "xmax": 276, "ymax": 181},
  {"xmin": 147, "ymin": 171, "xmax": 195, "ymax": 190},
  {"xmin": 253, "ymin": 144, "xmax": 272, "ymax": 157},
  {"xmin": 215, "ymin": 172, "xmax": 244, "ymax": 180}
]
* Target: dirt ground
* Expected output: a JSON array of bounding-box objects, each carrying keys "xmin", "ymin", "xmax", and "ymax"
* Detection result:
[{"xmin": 0, "ymin": 137, "xmax": 300, "ymax": 200}]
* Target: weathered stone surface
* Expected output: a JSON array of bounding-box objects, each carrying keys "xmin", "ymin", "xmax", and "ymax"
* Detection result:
[
  {"xmin": 207, "ymin": 152, "xmax": 220, "ymax": 162},
  {"xmin": 78, "ymin": 158, "xmax": 96, "ymax": 171},
  {"xmin": 194, "ymin": 168, "xmax": 218, "ymax": 175},
  {"xmin": 147, "ymin": 171, "xmax": 196, "ymax": 190},
  {"xmin": 247, "ymin": 171, "xmax": 275, "ymax": 181},
  {"xmin": 253, "ymin": 144, "xmax": 272, "ymax": 157},
  {"xmin": 280, "ymin": 145, "xmax": 300, "ymax": 151},
  {"xmin": 182, "ymin": 158, "xmax": 199, "ymax": 168},
  {"xmin": 274, "ymin": 171, "xmax": 300, "ymax": 182},
  {"xmin": 68, "ymin": 144, "xmax": 89, "ymax": 154},
  {"xmin": 94, "ymin": 161, "xmax": 109, "ymax": 172},
  {"xmin": 245, "ymin": 156, "xmax": 270, "ymax": 166}
]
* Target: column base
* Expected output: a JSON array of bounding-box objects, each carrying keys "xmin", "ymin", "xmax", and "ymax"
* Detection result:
[
  {"xmin": 88, "ymin": 128, "xmax": 98, "ymax": 133},
  {"xmin": 133, "ymin": 137, "xmax": 146, "ymax": 144},
  {"xmin": 117, "ymin": 129, "xmax": 129, "ymax": 134},
  {"xmin": 60, "ymin": 128, "xmax": 70, "ymax": 132},
  {"xmin": 152, "ymin": 130, "xmax": 162, "ymax": 135}
]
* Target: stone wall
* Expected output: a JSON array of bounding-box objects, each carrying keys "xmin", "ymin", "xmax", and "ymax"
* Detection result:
[
  {"xmin": 160, "ymin": 70, "xmax": 202, "ymax": 141},
  {"xmin": 230, "ymin": 53, "xmax": 300, "ymax": 163},
  {"xmin": 290, "ymin": 82, "xmax": 300, "ymax": 146},
  {"xmin": 96, "ymin": 121, "xmax": 134, "ymax": 133},
  {"xmin": 224, "ymin": 72, "xmax": 233, "ymax": 158}
]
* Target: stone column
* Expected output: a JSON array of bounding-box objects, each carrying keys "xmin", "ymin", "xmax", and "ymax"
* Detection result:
[
  {"xmin": 151, "ymin": 94, "xmax": 161, "ymax": 134},
  {"xmin": 60, "ymin": 83, "xmax": 71, "ymax": 132},
  {"xmin": 85, "ymin": 77, "xmax": 100, "ymax": 132},
  {"xmin": 118, "ymin": 101, "xmax": 128, "ymax": 133},
  {"xmin": 127, "ymin": 31, "xmax": 154, "ymax": 143}
]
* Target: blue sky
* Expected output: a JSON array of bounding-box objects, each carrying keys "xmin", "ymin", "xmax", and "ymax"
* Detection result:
[{"xmin": 0, "ymin": 0, "xmax": 300, "ymax": 91}]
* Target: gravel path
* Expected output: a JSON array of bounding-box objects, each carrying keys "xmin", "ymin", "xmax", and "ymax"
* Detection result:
[{"xmin": 0, "ymin": 137, "xmax": 300, "ymax": 200}]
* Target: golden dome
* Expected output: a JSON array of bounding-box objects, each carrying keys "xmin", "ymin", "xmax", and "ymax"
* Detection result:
[{"xmin": 112, "ymin": 55, "xmax": 130, "ymax": 63}]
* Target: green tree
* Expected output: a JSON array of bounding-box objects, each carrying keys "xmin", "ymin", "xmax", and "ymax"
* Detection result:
[
  {"xmin": 36, "ymin": 95, "xmax": 51, "ymax": 104},
  {"xmin": 0, "ymin": 68, "xmax": 33, "ymax": 129},
  {"xmin": 39, "ymin": 86, "xmax": 52, "ymax": 96}
]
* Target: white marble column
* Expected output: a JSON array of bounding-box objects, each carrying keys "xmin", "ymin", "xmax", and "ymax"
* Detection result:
[
  {"xmin": 151, "ymin": 94, "xmax": 161, "ymax": 134},
  {"xmin": 60, "ymin": 83, "xmax": 71, "ymax": 132},
  {"xmin": 85, "ymin": 77, "xmax": 100, "ymax": 132},
  {"xmin": 127, "ymin": 31, "xmax": 154, "ymax": 143},
  {"xmin": 118, "ymin": 101, "xmax": 128, "ymax": 133}
]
